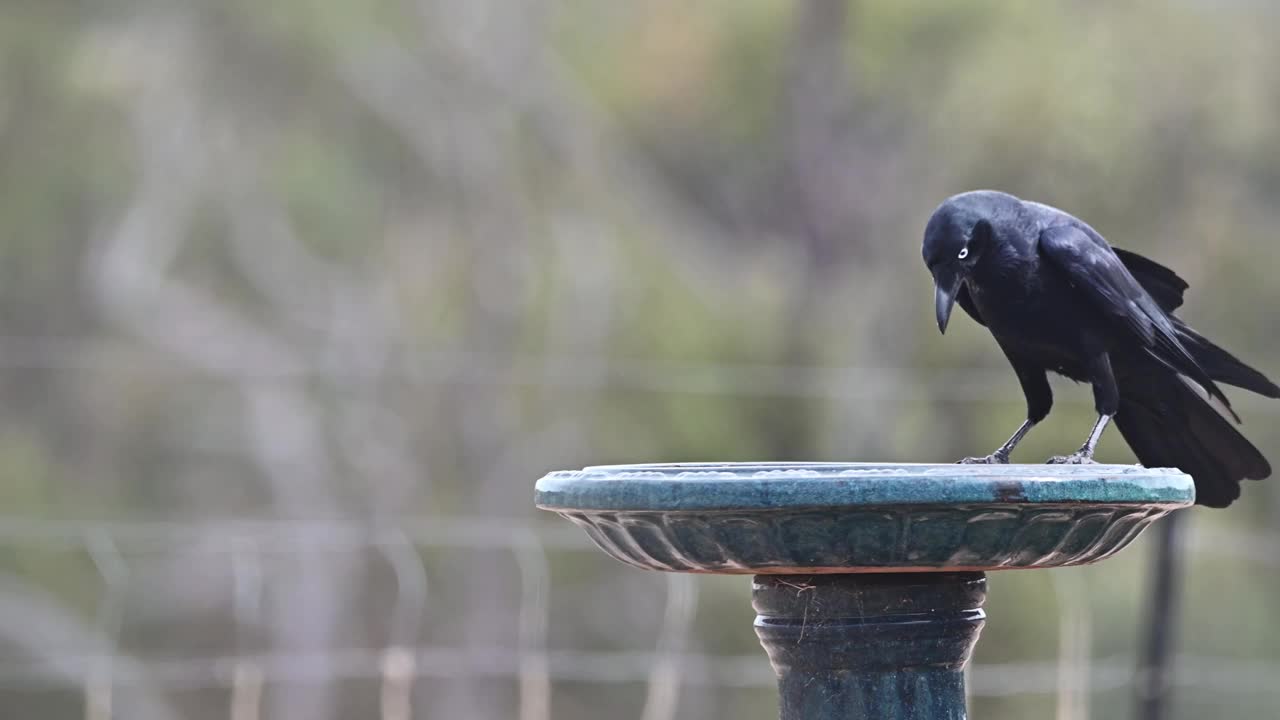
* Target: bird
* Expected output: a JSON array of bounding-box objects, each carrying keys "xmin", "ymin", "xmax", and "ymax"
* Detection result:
[{"xmin": 922, "ymin": 190, "xmax": 1278, "ymax": 507}]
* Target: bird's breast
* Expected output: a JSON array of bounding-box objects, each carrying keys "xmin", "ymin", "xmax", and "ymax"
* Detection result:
[
  {"xmin": 967, "ymin": 276, "xmax": 1102, "ymax": 379},
  {"xmin": 971, "ymin": 278, "xmax": 1086, "ymax": 335},
  {"xmin": 967, "ymin": 280, "xmax": 1044, "ymax": 328}
]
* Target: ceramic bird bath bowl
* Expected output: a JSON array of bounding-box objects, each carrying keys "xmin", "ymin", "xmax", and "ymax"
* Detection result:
[{"xmin": 535, "ymin": 462, "xmax": 1193, "ymax": 719}]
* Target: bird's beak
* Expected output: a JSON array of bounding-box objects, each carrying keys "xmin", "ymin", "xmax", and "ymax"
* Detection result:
[{"xmin": 933, "ymin": 269, "xmax": 963, "ymax": 334}]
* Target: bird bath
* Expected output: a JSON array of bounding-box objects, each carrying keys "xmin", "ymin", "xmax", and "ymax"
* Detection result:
[{"xmin": 535, "ymin": 462, "xmax": 1193, "ymax": 719}]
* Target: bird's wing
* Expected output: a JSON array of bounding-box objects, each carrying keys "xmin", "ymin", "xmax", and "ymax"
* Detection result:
[
  {"xmin": 1108, "ymin": 244, "xmax": 1276, "ymax": 398},
  {"xmin": 1112, "ymin": 247, "xmax": 1188, "ymax": 312},
  {"xmin": 1038, "ymin": 224, "xmax": 1237, "ymax": 419},
  {"xmin": 955, "ymin": 284, "xmax": 987, "ymax": 326}
]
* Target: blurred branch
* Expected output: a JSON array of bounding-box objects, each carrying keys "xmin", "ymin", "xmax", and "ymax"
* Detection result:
[
  {"xmin": 514, "ymin": 529, "xmax": 551, "ymax": 720},
  {"xmin": 86, "ymin": 532, "xmax": 126, "ymax": 720},
  {"xmin": 641, "ymin": 574, "xmax": 698, "ymax": 720},
  {"xmin": 0, "ymin": 575, "xmax": 180, "ymax": 720},
  {"xmin": 231, "ymin": 541, "xmax": 264, "ymax": 720},
  {"xmin": 85, "ymin": 15, "xmax": 364, "ymax": 720},
  {"xmin": 380, "ymin": 531, "xmax": 427, "ymax": 720},
  {"xmin": 781, "ymin": 0, "xmax": 854, "ymax": 271},
  {"xmin": 1051, "ymin": 571, "xmax": 1093, "ymax": 720}
]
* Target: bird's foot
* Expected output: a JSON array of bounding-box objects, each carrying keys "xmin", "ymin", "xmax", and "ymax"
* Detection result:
[
  {"xmin": 957, "ymin": 453, "xmax": 1009, "ymax": 465},
  {"xmin": 1045, "ymin": 451, "xmax": 1097, "ymax": 465}
]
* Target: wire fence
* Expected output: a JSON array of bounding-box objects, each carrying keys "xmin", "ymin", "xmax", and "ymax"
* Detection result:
[{"xmin": 2, "ymin": 512, "xmax": 1279, "ymax": 720}]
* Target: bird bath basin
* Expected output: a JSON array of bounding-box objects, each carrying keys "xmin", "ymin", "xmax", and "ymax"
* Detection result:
[{"xmin": 535, "ymin": 462, "xmax": 1193, "ymax": 719}]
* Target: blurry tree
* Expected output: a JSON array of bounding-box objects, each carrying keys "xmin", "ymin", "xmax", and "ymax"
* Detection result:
[{"xmin": 0, "ymin": 1, "xmax": 1278, "ymax": 719}]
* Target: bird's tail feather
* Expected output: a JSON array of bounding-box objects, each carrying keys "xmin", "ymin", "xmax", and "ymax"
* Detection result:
[
  {"xmin": 1174, "ymin": 320, "xmax": 1280, "ymax": 399},
  {"xmin": 1115, "ymin": 371, "xmax": 1270, "ymax": 508}
]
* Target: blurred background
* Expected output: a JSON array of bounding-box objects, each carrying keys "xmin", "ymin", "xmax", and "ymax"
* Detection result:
[{"xmin": 1, "ymin": 1, "xmax": 1279, "ymax": 718}]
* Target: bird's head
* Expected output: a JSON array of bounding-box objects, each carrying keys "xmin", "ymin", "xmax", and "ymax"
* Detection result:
[{"xmin": 921, "ymin": 191, "xmax": 1019, "ymax": 333}]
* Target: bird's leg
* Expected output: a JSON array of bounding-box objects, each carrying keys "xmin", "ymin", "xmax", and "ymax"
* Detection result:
[
  {"xmin": 959, "ymin": 419, "xmax": 1036, "ymax": 464},
  {"xmin": 1046, "ymin": 414, "xmax": 1113, "ymax": 465},
  {"xmin": 961, "ymin": 350, "xmax": 1051, "ymax": 464},
  {"xmin": 1047, "ymin": 353, "xmax": 1118, "ymax": 465}
]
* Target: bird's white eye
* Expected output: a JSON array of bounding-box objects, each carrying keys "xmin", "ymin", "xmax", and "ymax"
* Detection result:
[{"xmin": 957, "ymin": 247, "xmax": 969, "ymax": 260}]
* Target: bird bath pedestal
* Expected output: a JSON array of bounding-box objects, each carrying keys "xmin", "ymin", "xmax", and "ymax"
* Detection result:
[{"xmin": 535, "ymin": 463, "xmax": 1192, "ymax": 719}]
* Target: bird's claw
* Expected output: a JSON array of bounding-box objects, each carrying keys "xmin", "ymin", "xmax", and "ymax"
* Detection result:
[
  {"xmin": 1045, "ymin": 452, "xmax": 1097, "ymax": 465},
  {"xmin": 957, "ymin": 453, "xmax": 1009, "ymax": 465}
]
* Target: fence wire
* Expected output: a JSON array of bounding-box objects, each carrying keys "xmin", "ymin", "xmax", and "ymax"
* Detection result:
[{"xmin": 1, "ymin": 513, "xmax": 1278, "ymax": 715}]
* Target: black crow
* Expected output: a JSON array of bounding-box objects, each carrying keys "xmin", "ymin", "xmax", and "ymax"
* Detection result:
[{"xmin": 923, "ymin": 190, "xmax": 1278, "ymax": 507}]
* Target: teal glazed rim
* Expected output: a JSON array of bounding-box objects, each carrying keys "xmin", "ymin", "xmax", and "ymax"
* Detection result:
[
  {"xmin": 535, "ymin": 462, "xmax": 1195, "ymax": 513},
  {"xmin": 534, "ymin": 462, "xmax": 1194, "ymax": 574}
]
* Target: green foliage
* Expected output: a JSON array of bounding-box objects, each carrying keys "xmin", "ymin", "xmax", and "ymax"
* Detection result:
[{"xmin": 3, "ymin": 1, "xmax": 1280, "ymax": 718}]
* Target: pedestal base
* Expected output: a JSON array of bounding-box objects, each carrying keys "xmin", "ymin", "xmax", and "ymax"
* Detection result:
[
  {"xmin": 537, "ymin": 464, "xmax": 1193, "ymax": 717},
  {"xmin": 753, "ymin": 573, "xmax": 987, "ymax": 719}
]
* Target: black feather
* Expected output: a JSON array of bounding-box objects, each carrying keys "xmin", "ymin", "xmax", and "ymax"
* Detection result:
[
  {"xmin": 1114, "ymin": 247, "xmax": 1188, "ymax": 312},
  {"xmin": 1115, "ymin": 247, "xmax": 1278, "ymax": 399},
  {"xmin": 1174, "ymin": 320, "xmax": 1280, "ymax": 398},
  {"xmin": 1115, "ymin": 369, "xmax": 1270, "ymax": 508}
]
